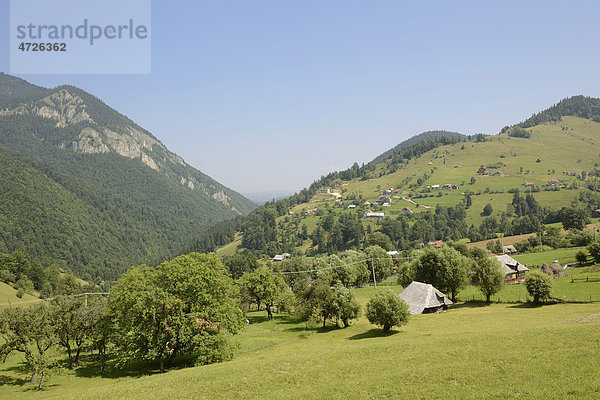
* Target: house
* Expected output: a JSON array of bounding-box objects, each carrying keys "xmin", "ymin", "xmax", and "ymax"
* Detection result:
[
  {"xmin": 548, "ymin": 179, "xmax": 559, "ymax": 185},
  {"xmin": 320, "ymin": 187, "xmax": 332, "ymax": 194},
  {"xmin": 382, "ymin": 202, "xmax": 390, "ymax": 207},
  {"xmin": 442, "ymin": 184, "xmax": 453, "ymax": 189},
  {"xmin": 522, "ymin": 181, "xmax": 535, "ymax": 187},
  {"xmin": 364, "ymin": 201, "xmax": 372, "ymax": 206},
  {"xmin": 273, "ymin": 253, "xmax": 291, "ymax": 262},
  {"xmin": 364, "ymin": 210, "xmax": 384, "ymax": 218},
  {"xmin": 387, "ymin": 250, "xmax": 399, "ymax": 256},
  {"xmin": 502, "ymin": 245, "xmax": 517, "ymax": 254},
  {"xmin": 477, "ymin": 166, "xmax": 488, "ymax": 174},
  {"xmin": 378, "ymin": 195, "xmax": 391, "ymax": 202},
  {"xmin": 427, "ymin": 240, "xmax": 444, "ymax": 248},
  {"xmin": 288, "ymin": 211, "xmax": 294, "ymax": 215},
  {"xmin": 347, "ymin": 204, "xmax": 356, "ymax": 209},
  {"xmin": 398, "ymin": 281, "xmax": 453, "ymax": 315},
  {"xmin": 306, "ymin": 209, "xmax": 317, "ymax": 215},
  {"xmin": 430, "ymin": 184, "xmax": 440, "ymax": 189},
  {"xmin": 494, "ymin": 254, "xmax": 529, "ymax": 283},
  {"xmin": 451, "ymin": 184, "xmax": 459, "ymax": 190},
  {"xmin": 402, "ymin": 206, "xmax": 413, "ymax": 213}
]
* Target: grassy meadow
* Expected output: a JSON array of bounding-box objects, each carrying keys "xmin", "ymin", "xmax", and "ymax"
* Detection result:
[{"xmin": 2, "ymin": 277, "xmax": 600, "ymax": 399}]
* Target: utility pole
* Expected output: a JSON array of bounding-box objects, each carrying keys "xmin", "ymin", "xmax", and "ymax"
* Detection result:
[
  {"xmin": 371, "ymin": 258, "xmax": 377, "ymax": 289},
  {"xmin": 539, "ymin": 232, "xmax": 543, "ymax": 253}
]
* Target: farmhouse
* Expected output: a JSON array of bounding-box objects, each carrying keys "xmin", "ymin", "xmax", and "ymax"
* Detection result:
[
  {"xmin": 402, "ymin": 206, "xmax": 413, "ymax": 213},
  {"xmin": 398, "ymin": 281, "xmax": 453, "ymax": 315},
  {"xmin": 548, "ymin": 179, "xmax": 559, "ymax": 185},
  {"xmin": 273, "ymin": 253, "xmax": 291, "ymax": 262},
  {"xmin": 494, "ymin": 254, "xmax": 528, "ymax": 283},
  {"xmin": 430, "ymin": 184, "xmax": 441, "ymax": 189},
  {"xmin": 378, "ymin": 195, "xmax": 391, "ymax": 202},
  {"xmin": 364, "ymin": 210, "xmax": 384, "ymax": 218},
  {"xmin": 425, "ymin": 240, "xmax": 444, "ymax": 248},
  {"xmin": 347, "ymin": 204, "xmax": 356, "ymax": 209},
  {"xmin": 320, "ymin": 187, "xmax": 332, "ymax": 194},
  {"xmin": 522, "ymin": 181, "xmax": 535, "ymax": 187},
  {"xmin": 502, "ymin": 245, "xmax": 517, "ymax": 255}
]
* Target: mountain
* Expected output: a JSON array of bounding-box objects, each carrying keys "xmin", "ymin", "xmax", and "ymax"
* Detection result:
[
  {"xmin": 191, "ymin": 96, "xmax": 600, "ymax": 259},
  {"xmin": 371, "ymin": 130, "xmax": 466, "ymax": 164},
  {"xmin": 0, "ymin": 73, "xmax": 256, "ymax": 281}
]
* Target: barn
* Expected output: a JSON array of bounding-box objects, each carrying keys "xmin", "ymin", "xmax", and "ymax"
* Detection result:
[{"xmin": 398, "ymin": 281, "xmax": 453, "ymax": 315}]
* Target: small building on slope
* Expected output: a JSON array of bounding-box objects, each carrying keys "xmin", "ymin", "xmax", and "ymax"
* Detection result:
[
  {"xmin": 398, "ymin": 281, "xmax": 453, "ymax": 315},
  {"xmin": 494, "ymin": 254, "xmax": 529, "ymax": 283}
]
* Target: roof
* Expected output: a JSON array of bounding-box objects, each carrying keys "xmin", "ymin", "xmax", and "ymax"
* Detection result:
[
  {"xmin": 494, "ymin": 254, "xmax": 529, "ymax": 275},
  {"xmin": 502, "ymin": 245, "xmax": 517, "ymax": 253},
  {"xmin": 387, "ymin": 251, "xmax": 399, "ymax": 256},
  {"xmin": 398, "ymin": 281, "xmax": 453, "ymax": 315}
]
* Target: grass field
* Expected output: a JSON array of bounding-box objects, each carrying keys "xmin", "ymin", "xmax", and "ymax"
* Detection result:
[
  {"xmin": 0, "ymin": 282, "xmax": 39, "ymax": 307},
  {"xmin": 2, "ymin": 277, "xmax": 600, "ymax": 399}
]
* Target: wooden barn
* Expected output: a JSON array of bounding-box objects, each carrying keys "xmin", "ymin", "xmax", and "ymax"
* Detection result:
[{"xmin": 398, "ymin": 281, "xmax": 453, "ymax": 315}]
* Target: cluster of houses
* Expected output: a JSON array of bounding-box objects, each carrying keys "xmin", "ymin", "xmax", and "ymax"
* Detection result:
[
  {"xmin": 427, "ymin": 184, "xmax": 459, "ymax": 190},
  {"xmin": 523, "ymin": 179, "xmax": 562, "ymax": 188},
  {"xmin": 363, "ymin": 210, "xmax": 385, "ymax": 218}
]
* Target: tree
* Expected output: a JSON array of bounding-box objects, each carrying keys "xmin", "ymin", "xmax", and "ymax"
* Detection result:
[
  {"xmin": 364, "ymin": 245, "xmax": 393, "ymax": 282},
  {"xmin": 50, "ymin": 296, "xmax": 89, "ymax": 367},
  {"xmin": 409, "ymin": 247, "xmax": 472, "ymax": 301},
  {"xmin": 365, "ymin": 290, "xmax": 409, "ymax": 332},
  {"xmin": 482, "ymin": 203, "xmax": 493, "ymax": 216},
  {"xmin": 473, "ymin": 258, "xmax": 504, "ymax": 302},
  {"xmin": 575, "ymin": 250, "xmax": 588, "ymax": 265},
  {"xmin": 296, "ymin": 279, "xmax": 334, "ymax": 328},
  {"xmin": 329, "ymin": 283, "xmax": 360, "ymax": 327},
  {"xmin": 109, "ymin": 253, "xmax": 244, "ymax": 372},
  {"xmin": 562, "ymin": 207, "xmax": 590, "ymax": 231},
  {"xmin": 223, "ymin": 253, "xmax": 258, "ymax": 279},
  {"xmin": 525, "ymin": 270, "xmax": 553, "ymax": 303},
  {"xmin": 0, "ymin": 302, "xmax": 55, "ymax": 389},
  {"xmin": 239, "ymin": 265, "xmax": 288, "ymax": 320},
  {"xmin": 366, "ymin": 232, "xmax": 394, "ymax": 251},
  {"xmin": 587, "ymin": 241, "xmax": 600, "ymax": 264}
]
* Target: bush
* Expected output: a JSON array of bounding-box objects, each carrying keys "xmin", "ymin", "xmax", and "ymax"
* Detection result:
[
  {"xmin": 365, "ymin": 290, "xmax": 409, "ymax": 332},
  {"xmin": 576, "ymin": 250, "xmax": 588, "ymax": 265},
  {"xmin": 525, "ymin": 270, "xmax": 553, "ymax": 303},
  {"xmin": 588, "ymin": 241, "xmax": 600, "ymax": 264}
]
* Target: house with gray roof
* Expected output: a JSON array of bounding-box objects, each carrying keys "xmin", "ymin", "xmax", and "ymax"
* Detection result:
[
  {"xmin": 494, "ymin": 254, "xmax": 528, "ymax": 283},
  {"xmin": 398, "ymin": 281, "xmax": 453, "ymax": 315}
]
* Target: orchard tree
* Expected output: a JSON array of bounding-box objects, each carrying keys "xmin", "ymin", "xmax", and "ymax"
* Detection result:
[
  {"xmin": 239, "ymin": 265, "xmax": 288, "ymax": 320},
  {"xmin": 0, "ymin": 302, "xmax": 55, "ymax": 390},
  {"xmin": 575, "ymin": 250, "xmax": 588, "ymax": 265},
  {"xmin": 50, "ymin": 296, "xmax": 88, "ymax": 367},
  {"xmin": 109, "ymin": 253, "xmax": 244, "ymax": 372},
  {"xmin": 410, "ymin": 247, "xmax": 472, "ymax": 301},
  {"xmin": 364, "ymin": 245, "xmax": 393, "ymax": 282},
  {"xmin": 341, "ymin": 250, "xmax": 370, "ymax": 287},
  {"xmin": 525, "ymin": 270, "xmax": 553, "ymax": 303},
  {"xmin": 296, "ymin": 278, "xmax": 334, "ymax": 328},
  {"xmin": 366, "ymin": 232, "xmax": 394, "ymax": 251},
  {"xmin": 329, "ymin": 283, "xmax": 360, "ymax": 327},
  {"xmin": 473, "ymin": 258, "xmax": 505, "ymax": 302},
  {"xmin": 223, "ymin": 253, "xmax": 258, "ymax": 279},
  {"xmin": 365, "ymin": 290, "xmax": 409, "ymax": 332}
]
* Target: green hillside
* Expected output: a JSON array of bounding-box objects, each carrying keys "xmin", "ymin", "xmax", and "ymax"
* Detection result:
[
  {"xmin": 0, "ymin": 74, "xmax": 256, "ymax": 280},
  {"xmin": 2, "ymin": 280, "xmax": 600, "ymax": 399},
  {"xmin": 193, "ymin": 98, "xmax": 600, "ymax": 259}
]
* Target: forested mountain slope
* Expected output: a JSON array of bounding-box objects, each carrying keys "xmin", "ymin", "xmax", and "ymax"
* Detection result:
[{"xmin": 0, "ymin": 73, "xmax": 255, "ymax": 280}]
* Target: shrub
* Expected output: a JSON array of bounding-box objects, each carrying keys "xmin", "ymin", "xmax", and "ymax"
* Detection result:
[
  {"xmin": 588, "ymin": 241, "xmax": 600, "ymax": 264},
  {"xmin": 365, "ymin": 290, "xmax": 409, "ymax": 332},
  {"xmin": 525, "ymin": 270, "xmax": 553, "ymax": 303}
]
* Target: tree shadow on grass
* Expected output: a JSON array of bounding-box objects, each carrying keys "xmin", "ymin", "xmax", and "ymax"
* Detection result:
[
  {"xmin": 0, "ymin": 373, "xmax": 30, "ymax": 387},
  {"xmin": 450, "ymin": 301, "xmax": 495, "ymax": 310},
  {"xmin": 347, "ymin": 329, "xmax": 400, "ymax": 340},
  {"xmin": 508, "ymin": 302, "xmax": 560, "ymax": 309}
]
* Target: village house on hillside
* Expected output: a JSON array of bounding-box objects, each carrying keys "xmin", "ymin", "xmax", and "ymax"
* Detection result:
[
  {"xmin": 548, "ymin": 179, "xmax": 559, "ymax": 186},
  {"xmin": 273, "ymin": 253, "xmax": 291, "ymax": 262},
  {"xmin": 378, "ymin": 194, "xmax": 391, "ymax": 203},
  {"xmin": 364, "ymin": 210, "xmax": 384, "ymax": 218},
  {"xmin": 494, "ymin": 254, "xmax": 529, "ymax": 283},
  {"xmin": 502, "ymin": 245, "xmax": 517, "ymax": 255},
  {"xmin": 320, "ymin": 187, "xmax": 332, "ymax": 194},
  {"xmin": 347, "ymin": 204, "xmax": 356, "ymax": 209},
  {"xmin": 402, "ymin": 206, "xmax": 413, "ymax": 213},
  {"xmin": 398, "ymin": 281, "xmax": 453, "ymax": 315},
  {"xmin": 522, "ymin": 181, "xmax": 535, "ymax": 187}
]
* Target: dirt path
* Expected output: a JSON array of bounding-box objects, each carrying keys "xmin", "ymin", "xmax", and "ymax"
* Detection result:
[{"xmin": 403, "ymin": 196, "xmax": 432, "ymax": 209}]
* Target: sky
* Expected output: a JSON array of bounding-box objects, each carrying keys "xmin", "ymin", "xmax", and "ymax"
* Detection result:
[{"xmin": 1, "ymin": 0, "xmax": 600, "ymax": 195}]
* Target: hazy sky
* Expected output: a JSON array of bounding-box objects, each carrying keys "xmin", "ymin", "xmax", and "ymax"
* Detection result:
[{"xmin": 1, "ymin": 0, "xmax": 600, "ymax": 194}]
